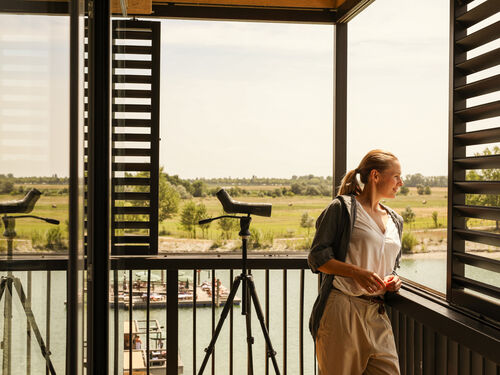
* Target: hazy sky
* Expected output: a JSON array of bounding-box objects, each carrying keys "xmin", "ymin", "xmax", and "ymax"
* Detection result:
[{"xmin": 0, "ymin": 0, "xmax": 469, "ymax": 178}]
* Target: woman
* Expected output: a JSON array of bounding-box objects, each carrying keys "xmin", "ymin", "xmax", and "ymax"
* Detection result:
[{"xmin": 308, "ymin": 149, "xmax": 404, "ymax": 375}]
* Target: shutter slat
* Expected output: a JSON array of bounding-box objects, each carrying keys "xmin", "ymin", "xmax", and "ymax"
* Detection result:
[
  {"xmin": 113, "ymin": 177, "xmax": 151, "ymax": 186},
  {"xmin": 114, "ymin": 206, "xmax": 151, "ymax": 215},
  {"xmin": 455, "ymin": 20, "xmax": 500, "ymax": 51},
  {"xmin": 455, "ymin": 181, "xmax": 500, "ymax": 194},
  {"xmin": 112, "ymin": 163, "xmax": 151, "ymax": 172},
  {"xmin": 113, "ymin": 60, "xmax": 153, "ymax": 69},
  {"xmin": 112, "ymin": 89, "xmax": 152, "ymax": 99},
  {"xmin": 455, "ymin": 74, "xmax": 500, "ymax": 99},
  {"xmin": 113, "ymin": 192, "xmax": 151, "ymax": 200},
  {"xmin": 114, "ymin": 235, "xmax": 150, "ymax": 244},
  {"xmin": 453, "ymin": 251, "xmax": 500, "ymax": 274},
  {"xmin": 454, "ymin": 127, "xmax": 500, "ymax": 146},
  {"xmin": 454, "ymin": 205, "xmax": 500, "ymax": 221},
  {"xmin": 113, "ymin": 45, "xmax": 152, "ymax": 54},
  {"xmin": 114, "ymin": 221, "xmax": 151, "ymax": 229},
  {"xmin": 452, "ymin": 275, "xmax": 500, "ymax": 300},
  {"xmin": 456, "ymin": 47, "xmax": 500, "ymax": 74},
  {"xmin": 455, "ymin": 100, "xmax": 500, "ymax": 122},
  {"xmin": 113, "ymin": 133, "xmax": 151, "ymax": 142},
  {"xmin": 113, "ymin": 148, "xmax": 152, "ymax": 157},
  {"xmin": 454, "ymin": 154, "xmax": 500, "ymax": 169},
  {"xmin": 456, "ymin": 0, "xmax": 500, "ymax": 28},
  {"xmin": 113, "ymin": 104, "xmax": 152, "ymax": 112},
  {"xmin": 113, "ymin": 75, "xmax": 152, "ymax": 84},
  {"xmin": 454, "ymin": 228, "xmax": 500, "ymax": 247},
  {"xmin": 113, "ymin": 30, "xmax": 153, "ymax": 40}
]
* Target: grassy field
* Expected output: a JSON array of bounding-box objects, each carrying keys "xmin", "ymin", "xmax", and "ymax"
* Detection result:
[
  {"xmin": 2, "ymin": 186, "xmax": 496, "ymax": 252},
  {"xmin": 162, "ymin": 187, "xmax": 452, "ymax": 241}
]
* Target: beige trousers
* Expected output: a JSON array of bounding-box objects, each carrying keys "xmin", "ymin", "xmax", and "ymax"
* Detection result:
[{"xmin": 316, "ymin": 289, "xmax": 400, "ymax": 375}]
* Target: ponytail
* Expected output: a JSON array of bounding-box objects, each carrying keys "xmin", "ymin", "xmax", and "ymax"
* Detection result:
[
  {"xmin": 337, "ymin": 149, "xmax": 398, "ymax": 196},
  {"xmin": 338, "ymin": 169, "xmax": 362, "ymax": 196}
]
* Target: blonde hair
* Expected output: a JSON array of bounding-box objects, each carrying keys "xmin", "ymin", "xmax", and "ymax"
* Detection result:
[{"xmin": 338, "ymin": 149, "xmax": 398, "ymax": 196}]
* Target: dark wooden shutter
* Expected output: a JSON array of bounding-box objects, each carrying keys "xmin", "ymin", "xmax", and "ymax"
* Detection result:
[
  {"xmin": 111, "ymin": 19, "xmax": 160, "ymax": 255},
  {"xmin": 448, "ymin": 0, "xmax": 500, "ymax": 321}
]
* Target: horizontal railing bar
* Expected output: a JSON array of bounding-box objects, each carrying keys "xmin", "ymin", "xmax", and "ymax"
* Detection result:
[
  {"xmin": 454, "ymin": 100, "xmax": 500, "ymax": 122},
  {"xmin": 452, "ymin": 275, "xmax": 500, "ymax": 300},
  {"xmin": 455, "ymin": 20, "xmax": 500, "ymax": 51},
  {"xmin": 455, "ymin": 181, "xmax": 500, "ymax": 194},
  {"xmin": 456, "ymin": 0, "xmax": 500, "ymax": 28},
  {"xmin": 0, "ymin": 254, "xmax": 310, "ymax": 271},
  {"xmin": 454, "ymin": 127, "xmax": 500, "ymax": 146},
  {"xmin": 454, "ymin": 228, "xmax": 500, "ymax": 247},
  {"xmin": 454, "ymin": 74, "xmax": 500, "ymax": 99},
  {"xmin": 453, "ymin": 251, "xmax": 500, "ymax": 273},
  {"xmin": 456, "ymin": 47, "xmax": 500, "ymax": 74},
  {"xmin": 109, "ymin": 255, "xmax": 310, "ymax": 270},
  {"xmin": 454, "ymin": 154, "xmax": 500, "ymax": 169},
  {"xmin": 454, "ymin": 205, "xmax": 500, "ymax": 220}
]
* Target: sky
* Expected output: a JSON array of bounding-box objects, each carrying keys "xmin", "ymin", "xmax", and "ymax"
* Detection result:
[{"xmin": 2, "ymin": 0, "xmax": 492, "ymax": 179}]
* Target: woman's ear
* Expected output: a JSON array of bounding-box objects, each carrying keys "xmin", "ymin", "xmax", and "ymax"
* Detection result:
[{"xmin": 370, "ymin": 169, "xmax": 379, "ymax": 183}]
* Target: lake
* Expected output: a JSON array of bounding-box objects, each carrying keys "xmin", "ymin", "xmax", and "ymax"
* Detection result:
[{"xmin": 0, "ymin": 255, "xmax": 498, "ymax": 374}]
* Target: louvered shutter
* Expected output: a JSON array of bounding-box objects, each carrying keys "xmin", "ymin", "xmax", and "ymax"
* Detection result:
[{"xmin": 111, "ymin": 19, "xmax": 160, "ymax": 255}]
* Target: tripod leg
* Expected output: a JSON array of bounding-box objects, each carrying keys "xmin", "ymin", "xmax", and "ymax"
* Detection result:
[
  {"xmin": 2, "ymin": 278, "xmax": 12, "ymax": 375},
  {"xmin": 247, "ymin": 277, "xmax": 281, "ymax": 375},
  {"xmin": 244, "ymin": 288, "xmax": 254, "ymax": 375},
  {"xmin": 198, "ymin": 276, "xmax": 242, "ymax": 375},
  {"xmin": 12, "ymin": 277, "xmax": 57, "ymax": 375}
]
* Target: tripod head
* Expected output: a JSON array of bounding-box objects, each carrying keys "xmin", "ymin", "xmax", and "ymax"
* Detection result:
[
  {"xmin": 0, "ymin": 188, "xmax": 41, "ymax": 214},
  {"xmin": 216, "ymin": 189, "xmax": 271, "ymax": 217},
  {"xmin": 1, "ymin": 189, "xmax": 59, "ymax": 240}
]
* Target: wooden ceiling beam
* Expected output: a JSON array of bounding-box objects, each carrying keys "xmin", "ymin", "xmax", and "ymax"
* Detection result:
[{"xmin": 152, "ymin": 0, "xmax": 345, "ymax": 9}]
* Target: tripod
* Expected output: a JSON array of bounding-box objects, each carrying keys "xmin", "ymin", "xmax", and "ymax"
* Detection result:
[
  {"xmin": 1, "ymin": 215, "xmax": 57, "ymax": 375},
  {"xmin": 197, "ymin": 215, "xmax": 280, "ymax": 375}
]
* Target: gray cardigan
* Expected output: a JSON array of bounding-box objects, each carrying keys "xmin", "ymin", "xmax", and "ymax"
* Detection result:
[{"xmin": 307, "ymin": 194, "xmax": 403, "ymax": 339}]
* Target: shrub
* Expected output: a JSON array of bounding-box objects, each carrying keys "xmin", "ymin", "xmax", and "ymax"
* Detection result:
[
  {"xmin": 398, "ymin": 186, "xmax": 409, "ymax": 196},
  {"xmin": 401, "ymin": 232, "xmax": 418, "ymax": 254},
  {"xmin": 248, "ymin": 228, "xmax": 263, "ymax": 249},
  {"xmin": 31, "ymin": 230, "xmax": 44, "ymax": 249},
  {"xmin": 45, "ymin": 227, "xmax": 65, "ymax": 250},
  {"xmin": 424, "ymin": 186, "xmax": 431, "ymax": 195}
]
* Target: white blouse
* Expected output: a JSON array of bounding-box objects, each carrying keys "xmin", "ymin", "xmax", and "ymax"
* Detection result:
[{"xmin": 333, "ymin": 199, "xmax": 401, "ymax": 296}]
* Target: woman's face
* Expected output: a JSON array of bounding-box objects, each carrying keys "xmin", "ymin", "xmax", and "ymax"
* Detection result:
[{"xmin": 375, "ymin": 160, "xmax": 403, "ymax": 199}]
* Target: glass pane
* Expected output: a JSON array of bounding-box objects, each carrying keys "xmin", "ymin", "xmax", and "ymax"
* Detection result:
[
  {"xmin": 157, "ymin": 20, "xmax": 333, "ymax": 253},
  {"xmin": 0, "ymin": 14, "xmax": 70, "ymax": 255},
  {"xmin": 348, "ymin": 0, "xmax": 449, "ymax": 293},
  {"xmin": 0, "ymin": 7, "xmax": 72, "ymax": 375}
]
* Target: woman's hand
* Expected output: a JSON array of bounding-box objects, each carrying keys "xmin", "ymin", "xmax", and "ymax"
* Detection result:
[
  {"xmin": 351, "ymin": 267, "xmax": 385, "ymax": 294},
  {"xmin": 383, "ymin": 274, "xmax": 402, "ymax": 292}
]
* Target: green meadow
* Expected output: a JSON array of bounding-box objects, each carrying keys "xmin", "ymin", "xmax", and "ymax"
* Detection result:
[{"xmin": 1, "ymin": 185, "xmax": 496, "ymax": 252}]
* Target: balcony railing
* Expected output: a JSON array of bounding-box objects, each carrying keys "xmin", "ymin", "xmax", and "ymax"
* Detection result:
[{"xmin": 0, "ymin": 253, "xmax": 498, "ymax": 374}]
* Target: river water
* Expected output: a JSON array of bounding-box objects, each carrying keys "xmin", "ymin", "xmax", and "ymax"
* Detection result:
[{"xmin": 0, "ymin": 255, "xmax": 498, "ymax": 374}]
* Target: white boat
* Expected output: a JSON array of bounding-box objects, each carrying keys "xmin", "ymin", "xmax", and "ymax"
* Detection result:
[{"xmin": 123, "ymin": 319, "xmax": 183, "ymax": 374}]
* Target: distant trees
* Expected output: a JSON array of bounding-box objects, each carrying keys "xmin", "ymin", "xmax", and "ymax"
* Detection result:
[
  {"xmin": 403, "ymin": 174, "xmax": 446, "ymax": 187},
  {"xmin": 466, "ymin": 146, "xmax": 500, "ymax": 230},
  {"xmin": 401, "ymin": 207, "xmax": 416, "ymax": 230},
  {"xmin": 180, "ymin": 201, "xmax": 210, "ymax": 238},
  {"xmin": 217, "ymin": 213, "xmax": 238, "ymax": 240},
  {"xmin": 300, "ymin": 212, "xmax": 315, "ymax": 235},
  {"xmin": 398, "ymin": 186, "xmax": 409, "ymax": 196}
]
